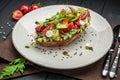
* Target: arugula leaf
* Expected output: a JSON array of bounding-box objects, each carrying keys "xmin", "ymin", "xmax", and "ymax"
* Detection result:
[
  {"xmin": 43, "ymin": 19, "xmax": 50, "ymax": 26},
  {"xmin": 0, "ymin": 58, "xmax": 26, "ymax": 79},
  {"xmin": 43, "ymin": 11, "xmax": 67, "ymax": 26}
]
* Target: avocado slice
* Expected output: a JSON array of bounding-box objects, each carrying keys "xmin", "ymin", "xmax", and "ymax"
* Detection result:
[{"xmin": 56, "ymin": 23, "xmax": 68, "ymax": 29}]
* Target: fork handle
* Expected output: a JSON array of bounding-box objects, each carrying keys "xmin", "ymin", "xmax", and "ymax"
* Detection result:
[
  {"xmin": 109, "ymin": 48, "xmax": 120, "ymax": 78},
  {"xmin": 102, "ymin": 50, "xmax": 113, "ymax": 77}
]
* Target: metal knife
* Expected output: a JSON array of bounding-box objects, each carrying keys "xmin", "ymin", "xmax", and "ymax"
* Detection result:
[
  {"xmin": 109, "ymin": 28, "xmax": 120, "ymax": 78},
  {"xmin": 102, "ymin": 25, "xmax": 120, "ymax": 77}
]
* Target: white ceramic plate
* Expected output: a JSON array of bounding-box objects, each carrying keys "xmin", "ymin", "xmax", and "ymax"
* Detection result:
[{"xmin": 12, "ymin": 5, "xmax": 113, "ymax": 69}]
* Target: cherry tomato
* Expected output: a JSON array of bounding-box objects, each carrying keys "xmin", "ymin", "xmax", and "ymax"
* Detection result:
[
  {"xmin": 68, "ymin": 22, "xmax": 74, "ymax": 30},
  {"xmin": 74, "ymin": 21, "xmax": 81, "ymax": 29},
  {"xmin": 12, "ymin": 10, "xmax": 23, "ymax": 20},
  {"xmin": 19, "ymin": 5, "xmax": 31, "ymax": 15},
  {"xmin": 42, "ymin": 23, "xmax": 54, "ymax": 34},
  {"xmin": 35, "ymin": 26, "xmax": 45, "ymax": 33},
  {"xmin": 81, "ymin": 10, "xmax": 88, "ymax": 20},
  {"xmin": 62, "ymin": 22, "xmax": 74, "ymax": 32},
  {"xmin": 31, "ymin": 3, "xmax": 41, "ymax": 10}
]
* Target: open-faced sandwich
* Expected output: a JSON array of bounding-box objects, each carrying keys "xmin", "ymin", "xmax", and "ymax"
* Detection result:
[{"xmin": 35, "ymin": 6, "xmax": 91, "ymax": 47}]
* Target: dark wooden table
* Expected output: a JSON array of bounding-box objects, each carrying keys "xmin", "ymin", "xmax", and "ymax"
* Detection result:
[{"xmin": 0, "ymin": 0, "xmax": 120, "ymax": 80}]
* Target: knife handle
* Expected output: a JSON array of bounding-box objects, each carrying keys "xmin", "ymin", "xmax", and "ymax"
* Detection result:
[
  {"xmin": 102, "ymin": 50, "xmax": 113, "ymax": 77},
  {"xmin": 109, "ymin": 48, "xmax": 120, "ymax": 78}
]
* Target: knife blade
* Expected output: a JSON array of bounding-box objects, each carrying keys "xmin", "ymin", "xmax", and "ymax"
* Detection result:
[
  {"xmin": 109, "ymin": 28, "xmax": 120, "ymax": 78},
  {"xmin": 102, "ymin": 25, "xmax": 120, "ymax": 77}
]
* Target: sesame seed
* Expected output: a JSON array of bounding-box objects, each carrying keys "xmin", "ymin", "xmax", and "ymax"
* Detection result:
[
  {"xmin": 35, "ymin": 46, "xmax": 38, "ymax": 48},
  {"xmin": 74, "ymin": 52, "xmax": 77, "ymax": 55},
  {"xmin": 79, "ymin": 52, "xmax": 83, "ymax": 56},
  {"xmin": 90, "ymin": 40, "xmax": 92, "ymax": 42},
  {"xmin": 59, "ymin": 47, "xmax": 61, "ymax": 50},
  {"xmin": 66, "ymin": 57, "xmax": 69, "ymax": 59},
  {"xmin": 80, "ymin": 46, "xmax": 82, "ymax": 48},
  {"xmin": 7, "ymin": 22, "xmax": 10, "ymax": 25},
  {"xmin": 75, "ymin": 43, "xmax": 77, "ymax": 44},
  {"xmin": 1, "ymin": 26, "xmax": 3, "ymax": 28},
  {"xmin": 38, "ymin": 47, "xmax": 41, "ymax": 49},
  {"xmin": 47, "ymin": 53, "xmax": 50, "ymax": 54},
  {"xmin": 55, "ymin": 51, "xmax": 57, "ymax": 53},
  {"xmin": 2, "ymin": 32, "xmax": 5, "ymax": 35},
  {"xmin": 92, "ymin": 34, "xmax": 94, "ymax": 36}
]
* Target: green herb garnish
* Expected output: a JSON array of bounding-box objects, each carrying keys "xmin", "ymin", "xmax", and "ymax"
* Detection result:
[
  {"xmin": 25, "ymin": 46, "xmax": 30, "ymax": 48},
  {"xmin": 35, "ymin": 21, "xmax": 40, "ymax": 25},
  {"xmin": 0, "ymin": 58, "xmax": 26, "ymax": 79},
  {"xmin": 31, "ymin": 42, "xmax": 37, "ymax": 46},
  {"xmin": 85, "ymin": 46, "xmax": 93, "ymax": 51},
  {"xmin": 62, "ymin": 51, "xmax": 70, "ymax": 56}
]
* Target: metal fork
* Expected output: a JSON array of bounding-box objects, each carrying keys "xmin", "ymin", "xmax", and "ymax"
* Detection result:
[{"xmin": 109, "ymin": 30, "xmax": 120, "ymax": 78}]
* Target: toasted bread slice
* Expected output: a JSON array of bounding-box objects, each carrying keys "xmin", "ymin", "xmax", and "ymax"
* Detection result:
[{"xmin": 36, "ymin": 33, "xmax": 80, "ymax": 47}]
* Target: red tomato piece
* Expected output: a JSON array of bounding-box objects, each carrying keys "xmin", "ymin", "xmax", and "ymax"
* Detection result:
[
  {"xmin": 47, "ymin": 23, "xmax": 54, "ymax": 30},
  {"xmin": 42, "ymin": 23, "xmax": 54, "ymax": 34},
  {"xmin": 81, "ymin": 10, "xmax": 88, "ymax": 20},
  {"xmin": 62, "ymin": 22, "xmax": 74, "ymax": 33},
  {"xmin": 68, "ymin": 22, "xmax": 74, "ymax": 30},
  {"xmin": 42, "ymin": 28, "xmax": 48, "ymax": 35},
  {"xmin": 74, "ymin": 21, "xmax": 81, "ymax": 29},
  {"xmin": 62, "ymin": 28, "xmax": 69, "ymax": 33},
  {"xmin": 35, "ymin": 26, "xmax": 45, "ymax": 33},
  {"xmin": 35, "ymin": 26, "xmax": 41, "ymax": 32}
]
